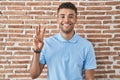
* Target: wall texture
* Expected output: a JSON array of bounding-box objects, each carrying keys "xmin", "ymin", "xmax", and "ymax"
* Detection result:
[{"xmin": 0, "ymin": 0, "xmax": 120, "ymax": 80}]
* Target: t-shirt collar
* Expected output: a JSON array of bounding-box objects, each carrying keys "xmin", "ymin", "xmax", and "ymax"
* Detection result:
[{"xmin": 57, "ymin": 32, "xmax": 78, "ymax": 43}]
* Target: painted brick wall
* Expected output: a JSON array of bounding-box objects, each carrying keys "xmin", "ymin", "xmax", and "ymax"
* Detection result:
[{"xmin": 0, "ymin": 0, "xmax": 120, "ymax": 80}]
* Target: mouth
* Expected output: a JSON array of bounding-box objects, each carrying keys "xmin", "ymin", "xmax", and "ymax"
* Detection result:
[{"xmin": 62, "ymin": 24, "xmax": 72, "ymax": 27}]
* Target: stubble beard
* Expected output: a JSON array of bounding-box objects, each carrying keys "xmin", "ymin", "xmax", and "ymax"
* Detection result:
[{"xmin": 60, "ymin": 25, "xmax": 74, "ymax": 34}]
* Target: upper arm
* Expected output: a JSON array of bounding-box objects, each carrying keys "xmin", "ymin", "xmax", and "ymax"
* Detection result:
[{"xmin": 84, "ymin": 69, "xmax": 95, "ymax": 80}]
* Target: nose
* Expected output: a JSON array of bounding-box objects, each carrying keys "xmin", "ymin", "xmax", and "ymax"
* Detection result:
[{"xmin": 64, "ymin": 16, "xmax": 69, "ymax": 22}]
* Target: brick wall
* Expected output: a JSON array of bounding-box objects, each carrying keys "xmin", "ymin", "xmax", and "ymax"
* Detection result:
[{"xmin": 0, "ymin": 0, "xmax": 120, "ymax": 80}]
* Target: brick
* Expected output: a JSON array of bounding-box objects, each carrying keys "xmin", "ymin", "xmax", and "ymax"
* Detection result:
[
  {"xmin": 0, "ymin": 42, "xmax": 14, "ymax": 46},
  {"xmin": 0, "ymin": 66, "xmax": 3, "ymax": 70},
  {"xmin": 95, "ymin": 70, "xmax": 115, "ymax": 74},
  {"xmin": 7, "ymin": 6, "xmax": 31, "ymax": 10},
  {"xmin": 34, "ymin": 7, "xmax": 54, "ymax": 10},
  {"xmin": 95, "ymin": 75, "xmax": 107, "ymax": 78},
  {"xmin": 77, "ymin": 16, "xmax": 85, "ymax": 20},
  {"xmin": 0, "ymin": 38, "xmax": 3, "ymax": 41},
  {"xmin": 117, "ymin": 61, "xmax": 120, "ymax": 64},
  {"xmin": 4, "ymin": 65, "xmax": 27, "ymax": 69},
  {"xmin": 9, "ymin": 34, "xmax": 33, "ymax": 38},
  {"xmin": 77, "ymin": 30, "xmax": 101, "ymax": 33},
  {"xmin": 96, "ymin": 56, "xmax": 108, "ymax": 60},
  {"xmin": 97, "ymin": 61, "xmax": 113, "ymax": 65},
  {"xmin": 53, "ymin": 2, "xmax": 77, "ymax": 6},
  {"xmin": 103, "ymin": 20, "xmax": 115, "ymax": 24},
  {"xmin": 88, "ymin": 38, "xmax": 106, "ymax": 43},
  {"xmin": 95, "ymin": 47, "xmax": 110, "ymax": 51},
  {"xmin": 116, "ymin": 6, "xmax": 120, "ymax": 9},
  {"xmin": 6, "ymin": 56, "xmax": 30, "ymax": 60},
  {"xmin": 0, "ymin": 34, "xmax": 7, "ymax": 37},
  {"xmin": 97, "ymin": 66, "xmax": 105, "ymax": 69},
  {"xmin": 115, "ymin": 34, "xmax": 120, "ymax": 38},
  {"xmin": 114, "ymin": 56, "xmax": 120, "ymax": 60},
  {"xmin": 3, "ymin": 11, "xmax": 26, "ymax": 15},
  {"xmin": 1, "ymin": 2, "xmax": 25, "ymax": 6},
  {"xmin": 87, "ymin": 6, "xmax": 112, "ymax": 10},
  {"xmin": 86, "ymin": 25, "xmax": 110, "ymax": 29},
  {"xmin": 77, "ymin": 7, "xmax": 85, "ymax": 11},
  {"xmin": 0, "ymin": 52, "xmax": 12, "ymax": 55},
  {"xmin": 14, "ymin": 52, "xmax": 33, "ymax": 55},
  {"xmin": 99, "ymin": 43, "xmax": 120, "ymax": 46},
  {"xmin": 87, "ymin": 16, "xmax": 111, "ymax": 20},
  {"xmin": 78, "ymin": 20, "xmax": 101, "ymax": 24},
  {"xmin": 0, "ymin": 20, "xmax": 23, "ymax": 24},
  {"xmin": 0, "ymin": 70, "xmax": 13, "ymax": 73},
  {"xmin": 9, "ymin": 16, "xmax": 33, "ymax": 19},
  {"xmin": 6, "ymin": 38, "xmax": 29, "ymax": 42},
  {"xmin": 107, "ymin": 66, "xmax": 112, "ymax": 69},
  {"xmin": 108, "ymin": 38, "xmax": 120, "ymax": 42},
  {"xmin": 27, "ymin": 11, "xmax": 45, "ymax": 15},
  {"xmin": 12, "ymin": 61, "xmax": 30, "ymax": 64},
  {"xmin": 8, "ymin": 74, "xmax": 30, "ymax": 78},
  {"xmin": 0, "ymin": 6, "xmax": 6, "ymax": 10},
  {"xmin": 7, "ymin": 47, "xmax": 31, "ymax": 51},
  {"xmin": 35, "ymin": 15, "xmax": 56, "ymax": 19},
  {"xmin": 104, "ymin": 30, "xmax": 120, "ymax": 33},
  {"xmin": 0, "ymin": 16, "xmax": 8, "ymax": 19},
  {"xmin": 25, "ymin": 20, "xmax": 49, "ymax": 24},
  {"xmin": 15, "ymin": 70, "xmax": 29, "ymax": 73},
  {"xmin": 106, "ymin": 11, "xmax": 120, "ymax": 15},
  {"xmin": 80, "ymin": 11, "xmax": 105, "ymax": 15},
  {"xmin": 114, "ymin": 47, "xmax": 120, "ymax": 50},
  {"xmin": 0, "ymin": 29, "xmax": 23, "ymax": 33},
  {"xmin": 87, "ymin": 34, "xmax": 112, "ymax": 38},
  {"xmin": 110, "ymin": 75, "xmax": 120, "ymax": 78},
  {"xmin": 79, "ymin": 2, "xmax": 105, "ymax": 6},
  {"xmin": 8, "ymin": 25, "xmax": 32, "ymax": 29},
  {"xmin": 113, "ymin": 66, "xmax": 120, "ymax": 69},
  {"xmin": 18, "ymin": 42, "xmax": 32, "ymax": 46},
  {"xmin": 96, "ymin": 52, "xmax": 116, "ymax": 56},
  {"xmin": 105, "ymin": 1, "xmax": 120, "ymax": 5},
  {"xmin": 115, "ymin": 16, "xmax": 120, "ymax": 19},
  {"xmin": 27, "ymin": 2, "xmax": 51, "ymax": 6}
]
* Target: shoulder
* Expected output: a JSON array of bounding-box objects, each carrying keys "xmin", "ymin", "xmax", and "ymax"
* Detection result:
[
  {"xmin": 77, "ymin": 34, "xmax": 93, "ymax": 47},
  {"xmin": 44, "ymin": 34, "xmax": 58, "ymax": 44}
]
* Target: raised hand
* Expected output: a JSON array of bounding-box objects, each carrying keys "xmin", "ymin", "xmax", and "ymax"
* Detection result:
[{"xmin": 33, "ymin": 26, "xmax": 46, "ymax": 51}]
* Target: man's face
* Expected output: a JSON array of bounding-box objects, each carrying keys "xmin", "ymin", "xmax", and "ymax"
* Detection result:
[{"xmin": 57, "ymin": 8, "xmax": 77, "ymax": 34}]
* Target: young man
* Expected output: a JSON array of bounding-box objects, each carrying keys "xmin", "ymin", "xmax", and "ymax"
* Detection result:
[{"xmin": 30, "ymin": 2, "xmax": 96, "ymax": 80}]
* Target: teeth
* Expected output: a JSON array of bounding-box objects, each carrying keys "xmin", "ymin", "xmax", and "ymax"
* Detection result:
[{"xmin": 64, "ymin": 24, "xmax": 70, "ymax": 26}]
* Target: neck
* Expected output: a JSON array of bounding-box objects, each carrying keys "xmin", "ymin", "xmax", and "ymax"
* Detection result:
[{"xmin": 60, "ymin": 30, "xmax": 75, "ymax": 40}]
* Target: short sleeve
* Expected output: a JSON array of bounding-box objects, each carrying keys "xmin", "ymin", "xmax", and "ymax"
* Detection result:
[
  {"xmin": 83, "ymin": 44, "xmax": 97, "ymax": 70},
  {"xmin": 39, "ymin": 45, "xmax": 46, "ymax": 64}
]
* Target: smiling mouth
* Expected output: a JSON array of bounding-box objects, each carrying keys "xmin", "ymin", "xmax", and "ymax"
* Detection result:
[{"xmin": 62, "ymin": 24, "xmax": 72, "ymax": 27}]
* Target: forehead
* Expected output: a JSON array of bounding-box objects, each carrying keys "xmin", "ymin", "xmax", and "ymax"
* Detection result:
[{"xmin": 58, "ymin": 8, "xmax": 76, "ymax": 15}]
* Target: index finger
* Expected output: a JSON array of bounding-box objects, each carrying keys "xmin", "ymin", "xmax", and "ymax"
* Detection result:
[
  {"xmin": 35, "ymin": 26, "xmax": 40, "ymax": 36},
  {"xmin": 40, "ymin": 26, "xmax": 46, "ymax": 41}
]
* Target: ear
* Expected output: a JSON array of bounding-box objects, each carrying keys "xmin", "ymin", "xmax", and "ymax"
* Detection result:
[
  {"xmin": 75, "ymin": 16, "xmax": 77, "ymax": 23},
  {"xmin": 57, "ymin": 14, "xmax": 60, "ymax": 24}
]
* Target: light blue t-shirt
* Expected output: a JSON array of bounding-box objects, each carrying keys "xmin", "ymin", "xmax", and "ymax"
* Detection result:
[{"xmin": 40, "ymin": 33, "xmax": 96, "ymax": 80}]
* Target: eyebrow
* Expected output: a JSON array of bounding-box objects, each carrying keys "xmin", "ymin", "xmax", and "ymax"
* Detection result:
[{"xmin": 59, "ymin": 14, "xmax": 75, "ymax": 16}]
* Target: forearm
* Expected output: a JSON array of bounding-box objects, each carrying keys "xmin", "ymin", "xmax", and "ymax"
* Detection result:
[
  {"xmin": 85, "ymin": 69, "xmax": 95, "ymax": 80},
  {"xmin": 85, "ymin": 78, "xmax": 94, "ymax": 80},
  {"xmin": 30, "ymin": 53, "xmax": 44, "ymax": 79}
]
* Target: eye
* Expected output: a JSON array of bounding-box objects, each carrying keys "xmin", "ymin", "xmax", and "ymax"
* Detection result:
[
  {"xmin": 68, "ymin": 15, "xmax": 74, "ymax": 18},
  {"xmin": 60, "ymin": 15, "xmax": 65, "ymax": 18}
]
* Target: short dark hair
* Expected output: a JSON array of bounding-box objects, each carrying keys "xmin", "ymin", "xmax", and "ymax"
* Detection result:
[{"xmin": 57, "ymin": 2, "xmax": 77, "ymax": 14}]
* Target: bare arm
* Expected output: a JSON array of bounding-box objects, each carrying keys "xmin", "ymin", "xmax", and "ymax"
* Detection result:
[
  {"xmin": 85, "ymin": 69, "xmax": 95, "ymax": 80},
  {"xmin": 30, "ymin": 53, "xmax": 44, "ymax": 79},
  {"xmin": 29, "ymin": 26, "xmax": 46, "ymax": 79}
]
